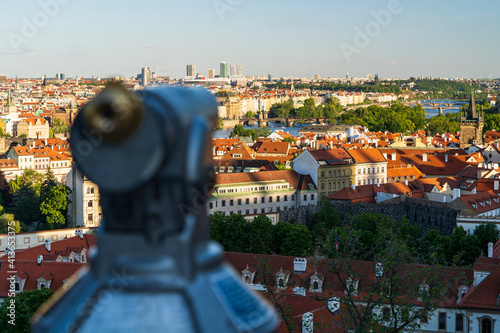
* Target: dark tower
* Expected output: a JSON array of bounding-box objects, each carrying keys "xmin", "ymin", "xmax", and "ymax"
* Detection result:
[
  {"xmin": 460, "ymin": 92, "xmax": 484, "ymax": 148},
  {"xmin": 374, "ymin": 73, "xmax": 379, "ymax": 85}
]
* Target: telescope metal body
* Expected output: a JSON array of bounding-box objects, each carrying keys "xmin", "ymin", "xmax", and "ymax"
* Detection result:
[{"xmin": 31, "ymin": 85, "xmax": 277, "ymax": 333}]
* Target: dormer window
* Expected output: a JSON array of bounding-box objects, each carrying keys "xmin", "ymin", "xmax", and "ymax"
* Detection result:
[
  {"xmin": 309, "ymin": 271, "xmax": 325, "ymax": 293},
  {"xmin": 37, "ymin": 273, "xmax": 54, "ymax": 290},
  {"xmin": 241, "ymin": 265, "xmax": 256, "ymax": 285},
  {"xmin": 275, "ymin": 268, "xmax": 291, "ymax": 290},
  {"xmin": 345, "ymin": 278, "xmax": 359, "ymax": 296},
  {"xmin": 418, "ymin": 284, "xmax": 429, "ymax": 301},
  {"xmin": 457, "ymin": 286, "xmax": 469, "ymax": 304},
  {"xmin": 15, "ymin": 272, "xmax": 29, "ymax": 293}
]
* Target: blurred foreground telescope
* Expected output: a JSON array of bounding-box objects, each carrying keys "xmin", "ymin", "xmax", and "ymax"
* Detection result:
[{"xmin": 32, "ymin": 84, "xmax": 277, "ymax": 333}]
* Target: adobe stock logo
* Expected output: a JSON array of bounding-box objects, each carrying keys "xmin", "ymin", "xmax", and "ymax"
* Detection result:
[
  {"xmin": 213, "ymin": 0, "xmax": 243, "ymax": 22},
  {"xmin": 8, "ymin": 0, "xmax": 71, "ymax": 53},
  {"xmin": 339, "ymin": 0, "xmax": 403, "ymax": 64}
]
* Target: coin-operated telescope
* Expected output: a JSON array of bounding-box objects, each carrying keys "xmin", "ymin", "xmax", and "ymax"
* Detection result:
[{"xmin": 32, "ymin": 84, "xmax": 277, "ymax": 333}]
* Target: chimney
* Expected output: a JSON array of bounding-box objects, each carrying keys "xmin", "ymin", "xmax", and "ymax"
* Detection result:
[
  {"xmin": 37, "ymin": 255, "xmax": 43, "ymax": 265},
  {"xmin": 351, "ymin": 184, "xmax": 356, "ymax": 190},
  {"xmin": 422, "ymin": 153, "xmax": 427, "ymax": 162},
  {"xmin": 445, "ymin": 154, "xmax": 448, "ymax": 163},
  {"xmin": 45, "ymin": 239, "xmax": 51, "ymax": 252},
  {"xmin": 75, "ymin": 229, "xmax": 83, "ymax": 239},
  {"xmin": 488, "ymin": 242, "xmax": 494, "ymax": 258},
  {"xmin": 391, "ymin": 153, "xmax": 396, "ymax": 160},
  {"xmin": 495, "ymin": 181, "xmax": 499, "ymax": 191},
  {"xmin": 404, "ymin": 179, "xmax": 408, "ymax": 186},
  {"xmin": 453, "ymin": 188, "xmax": 461, "ymax": 200},
  {"xmin": 212, "ymin": 146, "xmax": 216, "ymax": 156},
  {"xmin": 302, "ymin": 312, "xmax": 313, "ymax": 333},
  {"xmin": 294, "ymin": 258, "xmax": 307, "ymax": 272}
]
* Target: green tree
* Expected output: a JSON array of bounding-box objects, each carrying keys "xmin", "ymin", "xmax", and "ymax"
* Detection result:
[
  {"xmin": 279, "ymin": 223, "xmax": 312, "ymax": 256},
  {"xmin": 249, "ymin": 215, "xmax": 274, "ymax": 254},
  {"xmin": 51, "ymin": 118, "xmax": 69, "ymax": 133},
  {"xmin": 0, "ymin": 288, "xmax": 54, "ymax": 333},
  {"xmin": 473, "ymin": 224, "xmax": 500, "ymax": 256},
  {"xmin": 0, "ymin": 211, "xmax": 21, "ymax": 233},
  {"xmin": 245, "ymin": 111, "xmax": 254, "ymax": 118},
  {"xmin": 310, "ymin": 201, "xmax": 340, "ymax": 246},
  {"xmin": 282, "ymin": 137, "xmax": 296, "ymax": 144},
  {"xmin": 450, "ymin": 226, "xmax": 481, "ymax": 266}
]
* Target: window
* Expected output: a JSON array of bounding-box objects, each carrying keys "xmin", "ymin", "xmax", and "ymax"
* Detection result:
[
  {"xmin": 313, "ymin": 281, "xmax": 318, "ymax": 289},
  {"xmin": 291, "ymin": 195, "xmax": 294, "ymax": 201},
  {"xmin": 438, "ymin": 312, "xmax": 446, "ymax": 330},
  {"xmin": 88, "ymin": 200, "xmax": 93, "ymax": 207},
  {"xmin": 321, "ymin": 183, "xmax": 325, "ymax": 190},
  {"xmin": 238, "ymin": 199, "xmax": 241, "ymax": 205},
  {"xmin": 303, "ymin": 194, "xmax": 307, "ymax": 201},
  {"xmin": 284, "ymin": 195, "xmax": 288, "ymax": 201},
  {"xmin": 261, "ymin": 208, "xmax": 265, "ymax": 213},
  {"xmin": 221, "ymin": 200, "xmax": 226, "ymax": 207},
  {"xmin": 253, "ymin": 209, "xmax": 257, "ymax": 214},
  {"xmin": 245, "ymin": 198, "xmax": 249, "ymax": 205},
  {"xmin": 230, "ymin": 200, "xmax": 234, "ymax": 206},
  {"xmin": 254, "ymin": 198, "xmax": 257, "ymax": 204},
  {"xmin": 88, "ymin": 214, "xmax": 93, "ymax": 221},
  {"xmin": 481, "ymin": 318, "xmax": 492, "ymax": 333},
  {"xmin": 237, "ymin": 210, "xmax": 241, "ymax": 215},
  {"xmin": 209, "ymin": 202, "xmax": 213, "ymax": 209},
  {"xmin": 229, "ymin": 211, "xmax": 233, "ymax": 215},
  {"xmin": 24, "ymin": 237, "xmax": 30, "ymax": 244},
  {"xmin": 15, "ymin": 283, "xmax": 20, "ymax": 291},
  {"xmin": 328, "ymin": 171, "xmax": 331, "ymax": 177},
  {"xmin": 269, "ymin": 196, "xmax": 272, "ymax": 203},
  {"xmin": 321, "ymin": 171, "xmax": 325, "ymax": 177},
  {"xmin": 311, "ymin": 194, "xmax": 314, "ymax": 200},
  {"xmin": 277, "ymin": 196, "xmax": 280, "ymax": 202},
  {"xmin": 455, "ymin": 313, "xmax": 463, "ymax": 332},
  {"xmin": 38, "ymin": 236, "xmax": 44, "ymax": 242},
  {"xmin": 421, "ymin": 311, "xmax": 428, "ymax": 324},
  {"xmin": 261, "ymin": 197, "xmax": 265, "ymax": 204}
]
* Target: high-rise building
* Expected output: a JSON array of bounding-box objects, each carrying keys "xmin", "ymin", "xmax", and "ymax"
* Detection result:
[
  {"xmin": 208, "ymin": 69, "xmax": 215, "ymax": 79},
  {"xmin": 230, "ymin": 65, "xmax": 236, "ymax": 77},
  {"xmin": 55, "ymin": 74, "xmax": 59, "ymax": 80},
  {"xmin": 186, "ymin": 64, "xmax": 196, "ymax": 77},
  {"xmin": 314, "ymin": 74, "xmax": 320, "ymax": 81},
  {"xmin": 346, "ymin": 73, "xmax": 350, "ymax": 80},
  {"xmin": 60, "ymin": 73, "xmax": 66, "ymax": 81},
  {"xmin": 220, "ymin": 62, "xmax": 228, "ymax": 78},
  {"xmin": 142, "ymin": 66, "xmax": 151, "ymax": 86},
  {"xmin": 237, "ymin": 64, "xmax": 243, "ymax": 77}
]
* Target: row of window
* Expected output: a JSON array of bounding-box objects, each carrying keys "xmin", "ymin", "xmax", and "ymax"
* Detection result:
[
  {"xmin": 357, "ymin": 166, "xmax": 385, "ymax": 175},
  {"xmin": 320, "ymin": 169, "xmax": 351, "ymax": 178},
  {"xmin": 218, "ymin": 184, "xmax": 289, "ymax": 194},
  {"xmin": 357, "ymin": 178, "xmax": 386, "ymax": 186},
  {"xmin": 210, "ymin": 193, "xmax": 316, "ymax": 209},
  {"xmin": 213, "ymin": 206, "xmax": 289, "ymax": 215},
  {"xmin": 320, "ymin": 181, "xmax": 352, "ymax": 191}
]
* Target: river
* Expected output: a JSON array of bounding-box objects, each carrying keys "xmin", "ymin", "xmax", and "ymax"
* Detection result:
[{"xmin": 213, "ymin": 99, "xmax": 468, "ymax": 138}]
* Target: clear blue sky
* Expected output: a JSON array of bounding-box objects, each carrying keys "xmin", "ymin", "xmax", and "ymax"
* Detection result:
[{"xmin": 0, "ymin": 0, "xmax": 498, "ymax": 79}]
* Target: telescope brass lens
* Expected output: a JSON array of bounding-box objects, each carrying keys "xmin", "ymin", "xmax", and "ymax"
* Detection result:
[{"xmin": 82, "ymin": 83, "xmax": 144, "ymax": 143}]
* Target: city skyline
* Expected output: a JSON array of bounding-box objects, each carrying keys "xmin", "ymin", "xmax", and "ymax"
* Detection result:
[{"xmin": 0, "ymin": 0, "xmax": 499, "ymax": 79}]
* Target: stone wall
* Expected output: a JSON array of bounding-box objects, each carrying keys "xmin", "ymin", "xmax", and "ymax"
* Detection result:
[
  {"xmin": 0, "ymin": 137, "xmax": 37, "ymax": 154},
  {"xmin": 280, "ymin": 196, "xmax": 458, "ymax": 235}
]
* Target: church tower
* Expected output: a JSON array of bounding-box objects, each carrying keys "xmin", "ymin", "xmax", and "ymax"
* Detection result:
[
  {"xmin": 3, "ymin": 89, "xmax": 16, "ymax": 114},
  {"xmin": 460, "ymin": 93, "xmax": 484, "ymax": 148}
]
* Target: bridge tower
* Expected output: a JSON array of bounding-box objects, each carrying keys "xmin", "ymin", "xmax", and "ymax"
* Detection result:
[{"xmin": 460, "ymin": 93, "xmax": 484, "ymax": 148}]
